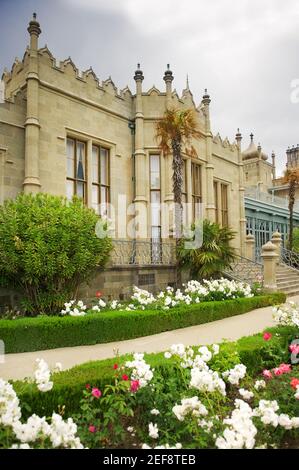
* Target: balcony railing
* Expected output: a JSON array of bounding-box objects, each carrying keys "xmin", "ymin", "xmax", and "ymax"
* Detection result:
[
  {"xmin": 245, "ymin": 187, "xmax": 299, "ymax": 212},
  {"xmin": 111, "ymin": 239, "xmax": 177, "ymax": 266}
]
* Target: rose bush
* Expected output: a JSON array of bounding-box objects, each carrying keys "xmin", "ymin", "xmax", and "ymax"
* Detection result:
[{"xmin": 1, "ymin": 325, "xmax": 298, "ymax": 449}]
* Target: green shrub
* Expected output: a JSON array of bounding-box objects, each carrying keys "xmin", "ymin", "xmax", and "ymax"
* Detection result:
[
  {"xmin": 178, "ymin": 220, "xmax": 236, "ymax": 278},
  {"xmin": 292, "ymin": 227, "xmax": 299, "ymax": 253},
  {"xmin": 0, "ymin": 293, "xmax": 285, "ymax": 353},
  {"xmin": 13, "ymin": 324, "xmax": 297, "ymax": 420},
  {"xmin": 0, "ymin": 193, "xmax": 112, "ymax": 315}
]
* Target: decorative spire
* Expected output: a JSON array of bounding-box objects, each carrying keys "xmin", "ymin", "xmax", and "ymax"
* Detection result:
[
  {"xmin": 250, "ymin": 133, "xmax": 254, "ymax": 143},
  {"xmin": 27, "ymin": 12, "xmax": 41, "ymax": 37},
  {"xmin": 235, "ymin": 128, "xmax": 242, "ymax": 142},
  {"xmin": 134, "ymin": 63, "xmax": 144, "ymax": 82},
  {"xmin": 186, "ymin": 74, "xmax": 189, "ymax": 90},
  {"xmin": 202, "ymin": 88, "xmax": 211, "ymax": 105},
  {"xmin": 163, "ymin": 63, "xmax": 174, "ymax": 83}
]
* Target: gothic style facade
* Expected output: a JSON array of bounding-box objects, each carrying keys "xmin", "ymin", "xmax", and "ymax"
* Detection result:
[{"xmin": 0, "ymin": 14, "xmax": 246, "ymax": 260}]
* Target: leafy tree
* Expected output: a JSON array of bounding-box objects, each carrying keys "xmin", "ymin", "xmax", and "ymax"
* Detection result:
[
  {"xmin": 177, "ymin": 219, "xmax": 236, "ymax": 279},
  {"xmin": 282, "ymin": 168, "xmax": 299, "ymax": 251},
  {"xmin": 0, "ymin": 193, "xmax": 112, "ymax": 315}
]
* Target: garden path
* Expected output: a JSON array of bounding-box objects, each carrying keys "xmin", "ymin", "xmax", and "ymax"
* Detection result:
[{"xmin": 2, "ymin": 294, "xmax": 298, "ymax": 381}]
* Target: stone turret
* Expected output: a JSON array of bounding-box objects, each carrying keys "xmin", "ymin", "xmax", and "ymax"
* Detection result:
[
  {"xmin": 272, "ymin": 151, "xmax": 276, "ymax": 179},
  {"xmin": 236, "ymin": 129, "xmax": 246, "ymax": 256},
  {"xmin": 24, "ymin": 13, "xmax": 41, "ymax": 193},
  {"xmin": 163, "ymin": 64, "xmax": 173, "ymax": 109},
  {"xmin": 202, "ymin": 89, "xmax": 215, "ymax": 220},
  {"xmin": 133, "ymin": 64, "xmax": 147, "ymax": 237}
]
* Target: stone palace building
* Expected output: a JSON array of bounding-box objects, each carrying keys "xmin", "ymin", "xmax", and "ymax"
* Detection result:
[{"xmin": 0, "ymin": 14, "xmax": 297, "ymax": 301}]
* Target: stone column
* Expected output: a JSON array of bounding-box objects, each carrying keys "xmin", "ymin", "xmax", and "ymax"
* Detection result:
[
  {"xmin": 271, "ymin": 231, "xmax": 282, "ymax": 264},
  {"xmin": 163, "ymin": 65, "xmax": 174, "ymax": 234},
  {"xmin": 133, "ymin": 64, "xmax": 147, "ymax": 239},
  {"xmin": 236, "ymin": 129, "xmax": 246, "ymax": 256},
  {"xmin": 202, "ymin": 89, "xmax": 215, "ymax": 221},
  {"xmin": 272, "ymin": 151, "xmax": 276, "ymax": 180},
  {"xmin": 23, "ymin": 13, "xmax": 41, "ymax": 193},
  {"xmin": 261, "ymin": 241, "xmax": 278, "ymax": 292},
  {"xmin": 245, "ymin": 233, "xmax": 255, "ymax": 261}
]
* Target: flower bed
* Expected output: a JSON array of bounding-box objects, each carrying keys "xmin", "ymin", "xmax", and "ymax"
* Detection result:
[
  {"xmin": 0, "ymin": 292, "xmax": 285, "ymax": 353},
  {"xmin": 3, "ymin": 320, "xmax": 299, "ymax": 449},
  {"xmin": 61, "ymin": 279, "xmax": 256, "ymax": 316}
]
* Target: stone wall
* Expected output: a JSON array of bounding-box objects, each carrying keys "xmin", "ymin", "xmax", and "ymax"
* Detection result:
[{"xmin": 0, "ymin": 265, "xmax": 184, "ymax": 313}]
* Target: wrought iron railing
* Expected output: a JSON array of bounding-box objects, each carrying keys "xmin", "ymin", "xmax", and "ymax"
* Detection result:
[
  {"xmin": 223, "ymin": 255, "xmax": 264, "ymax": 286},
  {"xmin": 281, "ymin": 247, "xmax": 299, "ymax": 270},
  {"xmin": 111, "ymin": 239, "xmax": 176, "ymax": 266}
]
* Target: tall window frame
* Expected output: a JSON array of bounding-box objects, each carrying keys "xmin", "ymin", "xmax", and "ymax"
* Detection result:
[
  {"xmin": 221, "ymin": 183, "xmax": 228, "ymax": 227},
  {"xmin": 150, "ymin": 154, "xmax": 162, "ymax": 263},
  {"xmin": 66, "ymin": 137, "xmax": 87, "ymax": 202},
  {"xmin": 91, "ymin": 144, "xmax": 110, "ymax": 216},
  {"xmin": 191, "ymin": 162, "xmax": 202, "ymax": 221},
  {"xmin": 214, "ymin": 181, "xmax": 219, "ymax": 224}
]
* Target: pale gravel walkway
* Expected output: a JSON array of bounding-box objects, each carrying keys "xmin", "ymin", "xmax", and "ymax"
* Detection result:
[{"xmin": 1, "ymin": 295, "xmax": 298, "ymax": 381}]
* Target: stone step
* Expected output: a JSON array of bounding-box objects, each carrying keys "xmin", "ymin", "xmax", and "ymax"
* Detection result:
[
  {"xmin": 276, "ymin": 275, "xmax": 299, "ymax": 281},
  {"xmin": 277, "ymin": 281, "xmax": 299, "ymax": 289},
  {"xmin": 278, "ymin": 286, "xmax": 299, "ymax": 296}
]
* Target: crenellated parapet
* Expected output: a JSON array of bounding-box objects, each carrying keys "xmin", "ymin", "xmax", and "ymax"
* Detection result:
[
  {"xmin": 144, "ymin": 85, "xmax": 163, "ymax": 97},
  {"xmin": 36, "ymin": 45, "xmax": 134, "ymax": 107},
  {"xmin": 213, "ymin": 132, "xmax": 238, "ymax": 152}
]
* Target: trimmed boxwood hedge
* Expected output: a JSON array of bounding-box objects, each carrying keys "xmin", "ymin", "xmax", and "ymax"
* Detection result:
[
  {"xmin": 0, "ymin": 293, "xmax": 286, "ymax": 353},
  {"xmin": 13, "ymin": 324, "xmax": 298, "ymax": 419}
]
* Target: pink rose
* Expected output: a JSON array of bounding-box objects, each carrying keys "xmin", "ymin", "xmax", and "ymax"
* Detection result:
[
  {"xmin": 89, "ymin": 425, "xmax": 96, "ymax": 433},
  {"xmin": 278, "ymin": 363, "xmax": 292, "ymax": 374},
  {"xmin": 91, "ymin": 387, "xmax": 101, "ymax": 398},
  {"xmin": 263, "ymin": 369, "xmax": 273, "ymax": 379},
  {"xmin": 274, "ymin": 368, "xmax": 284, "ymax": 376},
  {"xmin": 289, "ymin": 345, "xmax": 299, "ymax": 354},
  {"xmin": 130, "ymin": 380, "xmax": 140, "ymax": 393},
  {"xmin": 263, "ymin": 332, "xmax": 272, "ymax": 341}
]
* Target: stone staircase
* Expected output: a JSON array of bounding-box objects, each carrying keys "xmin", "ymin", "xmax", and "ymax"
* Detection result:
[
  {"xmin": 276, "ymin": 264, "xmax": 299, "ymax": 297},
  {"xmin": 224, "ymin": 255, "xmax": 299, "ymax": 297}
]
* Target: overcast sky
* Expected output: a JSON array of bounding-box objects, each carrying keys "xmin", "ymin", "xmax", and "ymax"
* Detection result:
[{"xmin": 1, "ymin": 0, "xmax": 299, "ymax": 176}]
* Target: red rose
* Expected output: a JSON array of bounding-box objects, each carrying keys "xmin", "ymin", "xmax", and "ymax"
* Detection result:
[
  {"xmin": 113, "ymin": 364, "xmax": 118, "ymax": 370},
  {"xmin": 96, "ymin": 291, "xmax": 102, "ymax": 298},
  {"xmin": 290, "ymin": 378, "xmax": 299, "ymax": 390},
  {"xmin": 122, "ymin": 374, "xmax": 129, "ymax": 381}
]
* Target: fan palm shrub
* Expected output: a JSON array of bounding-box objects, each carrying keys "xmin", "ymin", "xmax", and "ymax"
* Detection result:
[{"xmin": 177, "ymin": 219, "xmax": 236, "ymax": 279}]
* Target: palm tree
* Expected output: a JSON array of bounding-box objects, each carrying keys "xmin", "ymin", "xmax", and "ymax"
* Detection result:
[
  {"xmin": 282, "ymin": 168, "xmax": 299, "ymax": 251},
  {"xmin": 155, "ymin": 108, "xmax": 201, "ymax": 241},
  {"xmin": 177, "ymin": 219, "xmax": 236, "ymax": 279}
]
